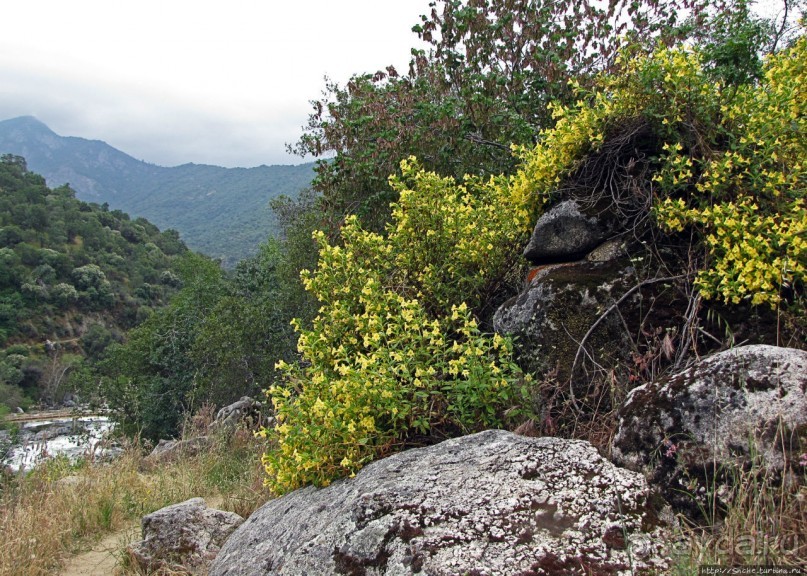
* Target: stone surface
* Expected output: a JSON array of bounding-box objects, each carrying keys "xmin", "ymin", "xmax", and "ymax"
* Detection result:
[
  {"xmin": 211, "ymin": 396, "xmax": 266, "ymax": 433},
  {"xmin": 611, "ymin": 345, "xmax": 807, "ymax": 517},
  {"xmin": 145, "ymin": 435, "xmax": 213, "ymax": 464},
  {"xmin": 586, "ymin": 239, "xmax": 626, "ymax": 262},
  {"xmin": 128, "ymin": 497, "xmax": 244, "ymax": 574},
  {"xmin": 522, "ymin": 200, "xmax": 610, "ymax": 264},
  {"xmin": 211, "ymin": 430, "xmax": 672, "ymax": 576},
  {"xmin": 494, "ymin": 258, "xmax": 639, "ymax": 380}
]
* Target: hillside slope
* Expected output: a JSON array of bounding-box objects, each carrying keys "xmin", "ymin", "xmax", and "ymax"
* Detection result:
[
  {"xmin": 0, "ymin": 116, "xmax": 315, "ymax": 266},
  {"xmin": 0, "ymin": 154, "xmax": 191, "ymax": 408}
]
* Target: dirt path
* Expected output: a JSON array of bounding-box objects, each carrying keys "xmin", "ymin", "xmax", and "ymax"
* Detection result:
[{"xmin": 61, "ymin": 525, "xmax": 139, "ymax": 576}]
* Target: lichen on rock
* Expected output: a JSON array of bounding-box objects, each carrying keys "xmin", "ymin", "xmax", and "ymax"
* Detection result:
[
  {"xmin": 211, "ymin": 430, "xmax": 672, "ymax": 576},
  {"xmin": 611, "ymin": 345, "xmax": 807, "ymax": 518}
]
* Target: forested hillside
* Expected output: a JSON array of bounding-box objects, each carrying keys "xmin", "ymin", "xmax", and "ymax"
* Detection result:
[
  {"xmin": 0, "ymin": 154, "xmax": 190, "ymax": 410},
  {"xmin": 0, "ymin": 116, "xmax": 315, "ymax": 267}
]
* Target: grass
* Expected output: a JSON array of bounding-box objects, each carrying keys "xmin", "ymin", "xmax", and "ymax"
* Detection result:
[
  {"xmin": 669, "ymin": 463, "xmax": 806, "ymax": 572},
  {"xmin": 0, "ymin": 423, "xmax": 269, "ymax": 576}
]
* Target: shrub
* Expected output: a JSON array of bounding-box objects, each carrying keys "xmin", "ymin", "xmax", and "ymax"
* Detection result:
[
  {"xmin": 653, "ymin": 38, "xmax": 806, "ymax": 307},
  {"xmin": 513, "ymin": 38, "xmax": 805, "ymax": 308},
  {"xmin": 262, "ymin": 158, "xmax": 533, "ymax": 494}
]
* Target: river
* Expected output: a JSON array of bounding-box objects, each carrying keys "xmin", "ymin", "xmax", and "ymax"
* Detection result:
[{"xmin": 1, "ymin": 411, "xmax": 118, "ymax": 472}]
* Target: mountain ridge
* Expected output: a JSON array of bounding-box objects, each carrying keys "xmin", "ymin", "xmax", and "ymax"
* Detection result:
[{"xmin": 0, "ymin": 116, "xmax": 315, "ymax": 266}]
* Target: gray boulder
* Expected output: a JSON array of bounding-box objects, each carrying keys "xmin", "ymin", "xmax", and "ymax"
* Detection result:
[
  {"xmin": 211, "ymin": 430, "xmax": 672, "ymax": 576},
  {"xmin": 611, "ymin": 345, "xmax": 807, "ymax": 517},
  {"xmin": 522, "ymin": 200, "xmax": 611, "ymax": 264},
  {"xmin": 128, "ymin": 497, "xmax": 244, "ymax": 574},
  {"xmin": 145, "ymin": 435, "xmax": 213, "ymax": 464},
  {"xmin": 494, "ymin": 257, "xmax": 640, "ymax": 381},
  {"xmin": 211, "ymin": 396, "xmax": 266, "ymax": 433}
]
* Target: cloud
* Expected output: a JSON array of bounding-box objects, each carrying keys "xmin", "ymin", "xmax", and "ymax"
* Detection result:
[{"xmin": 0, "ymin": 0, "xmax": 431, "ymax": 167}]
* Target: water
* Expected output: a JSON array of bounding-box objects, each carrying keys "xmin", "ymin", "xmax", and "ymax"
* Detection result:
[{"xmin": 2, "ymin": 415, "xmax": 117, "ymax": 472}]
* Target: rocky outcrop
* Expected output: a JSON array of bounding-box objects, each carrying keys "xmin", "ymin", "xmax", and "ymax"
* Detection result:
[
  {"xmin": 495, "ymin": 192, "xmax": 686, "ymax": 388},
  {"xmin": 211, "ymin": 430, "xmax": 672, "ymax": 576},
  {"xmin": 611, "ymin": 345, "xmax": 807, "ymax": 517},
  {"xmin": 128, "ymin": 497, "xmax": 244, "ymax": 574},
  {"xmin": 494, "ymin": 257, "xmax": 642, "ymax": 380},
  {"xmin": 522, "ymin": 199, "xmax": 612, "ymax": 264}
]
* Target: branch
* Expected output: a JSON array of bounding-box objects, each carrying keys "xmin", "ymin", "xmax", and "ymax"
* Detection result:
[{"xmin": 464, "ymin": 132, "xmax": 509, "ymax": 150}]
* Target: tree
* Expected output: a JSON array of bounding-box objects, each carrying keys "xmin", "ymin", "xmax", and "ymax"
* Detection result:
[
  {"xmin": 100, "ymin": 253, "xmax": 227, "ymax": 441},
  {"xmin": 292, "ymin": 0, "xmax": 796, "ymax": 240}
]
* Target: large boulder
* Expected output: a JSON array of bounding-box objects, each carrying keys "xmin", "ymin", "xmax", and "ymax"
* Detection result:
[
  {"xmin": 493, "ymin": 257, "xmax": 643, "ymax": 381},
  {"xmin": 211, "ymin": 430, "xmax": 673, "ymax": 576},
  {"xmin": 128, "ymin": 497, "xmax": 244, "ymax": 574},
  {"xmin": 611, "ymin": 345, "xmax": 807, "ymax": 517}
]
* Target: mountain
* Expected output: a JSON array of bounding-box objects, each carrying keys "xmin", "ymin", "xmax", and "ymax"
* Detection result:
[{"xmin": 0, "ymin": 116, "xmax": 315, "ymax": 267}]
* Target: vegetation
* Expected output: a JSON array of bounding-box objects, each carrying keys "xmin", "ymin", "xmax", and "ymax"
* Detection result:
[
  {"xmin": 0, "ymin": 154, "xmax": 188, "ymax": 410},
  {"xmin": 0, "ymin": 116, "xmax": 316, "ymax": 267},
  {"xmin": 262, "ymin": 9, "xmax": 806, "ymax": 493},
  {"xmin": 262, "ymin": 158, "xmax": 535, "ymax": 493},
  {"xmin": 2, "ymin": 0, "xmax": 805, "ymax": 571},
  {"xmin": 98, "ymin": 242, "xmax": 301, "ymax": 442},
  {"xmin": 0, "ymin": 416, "xmax": 267, "ymax": 576},
  {"xmin": 289, "ymin": 0, "xmax": 776, "ymax": 238}
]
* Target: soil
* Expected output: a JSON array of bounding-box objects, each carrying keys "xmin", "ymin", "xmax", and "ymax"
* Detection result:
[{"xmin": 61, "ymin": 525, "xmax": 139, "ymax": 576}]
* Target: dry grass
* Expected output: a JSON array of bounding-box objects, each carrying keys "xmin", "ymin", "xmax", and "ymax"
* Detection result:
[
  {"xmin": 669, "ymin": 462, "xmax": 807, "ymax": 573},
  {"xmin": 0, "ymin": 428, "xmax": 269, "ymax": 576}
]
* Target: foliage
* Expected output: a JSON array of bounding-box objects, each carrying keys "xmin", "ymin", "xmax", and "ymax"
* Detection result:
[
  {"xmin": 261, "ymin": 158, "xmax": 533, "ymax": 494},
  {"xmin": 497, "ymin": 35, "xmax": 806, "ymax": 309},
  {"xmin": 0, "ymin": 155, "xmax": 188, "ymax": 405},
  {"xmin": 650, "ymin": 38, "xmax": 806, "ymax": 307},
  {"xmin": 100, "ymin": 239, "xmax": 304, "ymax": 442},
  {"xmin": 290, "ymin": 0, "xmax": 764, "ymax": 243},
  {"xmin": 190, "ymin": 239, "xmax": 300, "ymax": 399},
  {"xmin": 99, "ymin": 253, "xmax": 227, "ymax": 441}
]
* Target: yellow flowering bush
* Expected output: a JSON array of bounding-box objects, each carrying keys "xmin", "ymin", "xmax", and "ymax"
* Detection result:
[
  {"xmin": 652, "ymin": 37, "xmax": 806, "ymax": 306},
  {"xmin": 261, "ymin": 37, "xmax": 806, "ymax": 494},
  {"xmin": 261, "ymin": 158, "xmax": 531, "ymax": 494},
  {"xmin": 512, "ymin": 39, "xmax": 805, "ymax": 307}
]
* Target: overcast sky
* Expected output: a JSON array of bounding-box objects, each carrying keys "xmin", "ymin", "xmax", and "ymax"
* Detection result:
[{"xmin": 0, "ymin": 0, "xmax": 431, "ymax": 168}]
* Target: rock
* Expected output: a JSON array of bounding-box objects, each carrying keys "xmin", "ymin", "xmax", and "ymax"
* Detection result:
[
  {"xmin": 211, "ymin": 430, "xmax": 672, "ymax": 576},
  {"xmin": 211, "ymin": 396, "xmax": 264, "ymax": 433},
  {"xmin": 15, "ymin": 406, "xmax": 24, "ymax": 414},
  {"xmin": 145, "ymin": 436, "xmax": 213, "ymax": 464},
  {"xmin": 494, "ymin": 257, "xmax": 640, "ymax": 381},
  {"xmin": 128, "ymin": 497, "xmax": 244, "ymax": 574},
  {"xmin": 522, "ymin": 200, "xmax": 611, "ymax": 264},
  {"xmin": 611, "ymin": 345, "xmax": 807, "ymax": 518},
  {"xmin": 586, "ymin": 238, "xmax": 625, "ymax": 262},
  {"xmin": 62, "ymin": 392, "xmax": 80, "ymax": 407}
]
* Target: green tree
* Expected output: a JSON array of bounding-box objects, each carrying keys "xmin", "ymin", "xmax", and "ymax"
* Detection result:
[{"xmin": 100, "ymin": 253, "xmax": 226, "ymax": 441}]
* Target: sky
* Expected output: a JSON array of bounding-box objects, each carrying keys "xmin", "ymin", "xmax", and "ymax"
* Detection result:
[{"xmin": 0, "ymin": 0, "xmax": 432, "ymax": 168}]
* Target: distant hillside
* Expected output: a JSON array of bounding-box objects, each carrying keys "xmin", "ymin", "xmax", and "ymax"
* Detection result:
[
  {"xmin": 0, "ymin": 154, "xmax": 191, "ymax": 407},
  {"xmin": 0, "ymin": 116, "xmax": 315, "ymax": 266}
]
